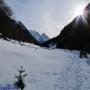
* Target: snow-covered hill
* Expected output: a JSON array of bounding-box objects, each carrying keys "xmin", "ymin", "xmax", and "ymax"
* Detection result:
[
  {"xmin": 0, "ymin": 39, "xmax": 90, "ymax": 90},
  {"xmin": 30, "ymin": 30, "xmax": 49, "ymax": 43}
]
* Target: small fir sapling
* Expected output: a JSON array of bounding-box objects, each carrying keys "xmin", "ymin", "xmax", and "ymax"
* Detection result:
[{"xmin": 14, "ymin": 66, "xmax": 27, "ymax": 90}]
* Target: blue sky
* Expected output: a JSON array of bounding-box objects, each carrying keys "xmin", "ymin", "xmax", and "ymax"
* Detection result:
[{"xmin": 5, "ymin": 0, "xmax": 90, "ymax": 38}]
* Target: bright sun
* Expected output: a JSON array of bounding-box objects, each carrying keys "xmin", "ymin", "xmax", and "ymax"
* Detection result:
[{"xmin": 74, "ymin": 4, "xmax": 86, "ymax": 17}]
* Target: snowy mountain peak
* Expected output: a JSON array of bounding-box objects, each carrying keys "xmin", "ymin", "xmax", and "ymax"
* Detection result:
[
  {"xmin": 30, "ymin": 30, "xmax": 40, "ymax": 40},
  {"xmin": 29, "ymin": 30, "xmax": 49, "ymax": 43},
  {"xmin": 40, "ymin": 33, "xmax": 49, "ymax": 42}
]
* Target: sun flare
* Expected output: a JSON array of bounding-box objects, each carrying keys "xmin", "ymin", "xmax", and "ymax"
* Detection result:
[{"xmin": 74, "ymin": 4, "xmax": 86, "ymax": 17}]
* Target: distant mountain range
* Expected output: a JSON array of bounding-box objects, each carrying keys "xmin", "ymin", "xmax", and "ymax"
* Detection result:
[
  {"xmin": 30, "ymin": 30, "xmax": 49, "ymax": 43},
  {"xmin": 42, "ymin": 3, "xmax": 90, "ymax": 52}
]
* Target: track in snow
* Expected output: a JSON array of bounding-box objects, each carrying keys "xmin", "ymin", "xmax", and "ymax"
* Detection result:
[{"xmin": 54, "ymin": 57, "xmax": 90, "ymax": 90}]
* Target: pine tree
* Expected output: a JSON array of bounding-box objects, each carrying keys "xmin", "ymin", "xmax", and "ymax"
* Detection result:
[{"xmin": 14, "ymin": 66, "xmax": 27, "ymax": 90}]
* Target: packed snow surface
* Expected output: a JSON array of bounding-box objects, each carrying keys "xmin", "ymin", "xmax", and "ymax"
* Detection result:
[{"xmin": 0, "ymin": 39, "xmax": 90, "ymax": 90}]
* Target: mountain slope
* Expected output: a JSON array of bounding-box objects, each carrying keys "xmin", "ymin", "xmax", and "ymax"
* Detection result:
[
  {"xmin": 42, "ymin": 3, "xmax": 90, "ymax": 51},
  {"xmin": 0, "ymin": 7, "xmax": 39, "ymax": 45},
  {"xmin": 0, "ymin": 39, "xmax": 90, "ymax": 90}
]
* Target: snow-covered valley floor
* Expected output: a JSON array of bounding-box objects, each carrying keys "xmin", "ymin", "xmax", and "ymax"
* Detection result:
[{"xmin": 0, "ymin": 39, "xmax": 90, "ymax": 90}]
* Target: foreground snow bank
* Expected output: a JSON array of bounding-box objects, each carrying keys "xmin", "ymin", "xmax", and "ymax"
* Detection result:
[{"xmin": 0, "ymin": 39, "xmax": 90, "ymax": 90}]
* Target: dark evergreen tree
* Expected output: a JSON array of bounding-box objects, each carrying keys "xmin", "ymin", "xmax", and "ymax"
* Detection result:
[{"xmin": 14, "ymin": 66, "xmax": 27, "ymax": 90}]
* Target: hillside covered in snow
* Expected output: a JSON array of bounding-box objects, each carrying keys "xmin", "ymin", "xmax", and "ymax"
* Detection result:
[{"xmin": 0, "ymin": 39, "xmax": 90, "ymax": 90}]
